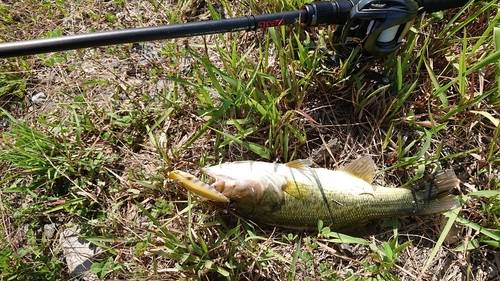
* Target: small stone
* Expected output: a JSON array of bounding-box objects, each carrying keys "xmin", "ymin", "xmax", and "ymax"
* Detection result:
[
  {"xmin": 59, "ymin": 226, "xmax": 101, "ymax": 281},
  {"xmin": 340, "ymin": 243, "xmax": 353, "ymax": 257},
  {"xmin": 31, "ymin": 92, "xmax": 47, "ymax": 104},
  {"xmin": 156, "ymin": 80, "xmax": 168, "ymax": 92},
  {"xmin": 43, "ymin": 223, "xmax": 56, "ymax": 239},
  {"xmin": 0, "ymin": 118, "xmax": 9, "ymax": 128}
]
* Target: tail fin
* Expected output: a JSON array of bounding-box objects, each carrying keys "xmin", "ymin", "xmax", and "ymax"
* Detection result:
[
  {"xmin": 417, "ymin": 195, "xmax": 461, "ymax": 215},
  {"xmin": 411, "ymin": 170, "xmax": 461, "ymax": 215}
]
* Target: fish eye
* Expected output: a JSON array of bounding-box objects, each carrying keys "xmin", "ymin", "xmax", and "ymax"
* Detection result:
[{"xmin": 228, "ymin": 199, "xmax": 237, "ymax": 209}]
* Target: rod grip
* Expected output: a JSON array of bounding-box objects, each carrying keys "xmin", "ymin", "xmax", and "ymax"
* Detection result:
[{"xmin": 415, "ymin": 0, "xmax": 470, "ymax": 13}]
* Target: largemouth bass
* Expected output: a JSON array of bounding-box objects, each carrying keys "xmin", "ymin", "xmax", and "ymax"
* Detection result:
[{"xmin": 168, "ymin": 157, "xmax": 460, "ymax": 230}]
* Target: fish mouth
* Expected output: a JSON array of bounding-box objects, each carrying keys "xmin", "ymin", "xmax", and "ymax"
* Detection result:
[
  {"xmin": 168, "ymin": 170, "xmax": 229, "ymax": 203},
  {"xmin": 168, "ymin": 169, "xmax": 256, "ymax": 203}
]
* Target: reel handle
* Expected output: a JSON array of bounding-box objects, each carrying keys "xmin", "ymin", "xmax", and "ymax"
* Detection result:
[{"xmin": 415, "ymin": 0, "xmax": 470, "ymax": 13}]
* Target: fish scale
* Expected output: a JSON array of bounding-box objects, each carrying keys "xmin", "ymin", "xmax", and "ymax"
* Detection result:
[
  {"xmin": 169, "ymin": 156, "xmax": 461, "ymax": 230},
  {"xmin": 236, "ymin": 168, "xmax": 426, "ymax": 230}
]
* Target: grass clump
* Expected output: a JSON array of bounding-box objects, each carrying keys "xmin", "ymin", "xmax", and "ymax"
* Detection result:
[{"xmin": 0, "ymin": 0, "xmax": 500, "ymax": 280}]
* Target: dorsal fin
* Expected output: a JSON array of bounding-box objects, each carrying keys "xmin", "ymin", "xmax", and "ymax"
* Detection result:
[
  {"xmin": 340, "ymin": 156, "xmax": 376, "ymax": 183},
  {"xmin": 285, "ymin": 159, "xmax": 314, "ymax": 169}
]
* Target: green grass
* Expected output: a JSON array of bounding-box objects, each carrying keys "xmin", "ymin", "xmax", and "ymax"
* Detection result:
[{"xmin": 0, "ymin": 0, "xmax": 500, "ymax": 280}]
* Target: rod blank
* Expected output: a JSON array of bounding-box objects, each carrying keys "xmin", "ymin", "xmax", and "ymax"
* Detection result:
[{"xmin": 0, "ymin": 10, "xmax": 308, "ymax": 58}]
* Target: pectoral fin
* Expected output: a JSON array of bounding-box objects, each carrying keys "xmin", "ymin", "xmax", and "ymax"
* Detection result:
[
  {"xmin": 283, "ymin": 159, "xmax": 314, "ymax": 200},
  {"xmin": 283, "ymin": 181, "xmax": 310, "ymax": 201},
  {"xmin": 285, "ymin": 159, "xmax": 314, "ymax": 169}
]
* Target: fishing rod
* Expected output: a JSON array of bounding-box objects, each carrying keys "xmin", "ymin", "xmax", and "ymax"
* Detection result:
[{"xmin": 0, "ymin": 0, "xmax": 470, "ymax": 59}]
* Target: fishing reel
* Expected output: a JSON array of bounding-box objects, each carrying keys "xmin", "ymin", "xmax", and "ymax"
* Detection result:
[{"xmin": 330, "ymin": 0, "xmax": 419, "ymax": 58}]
